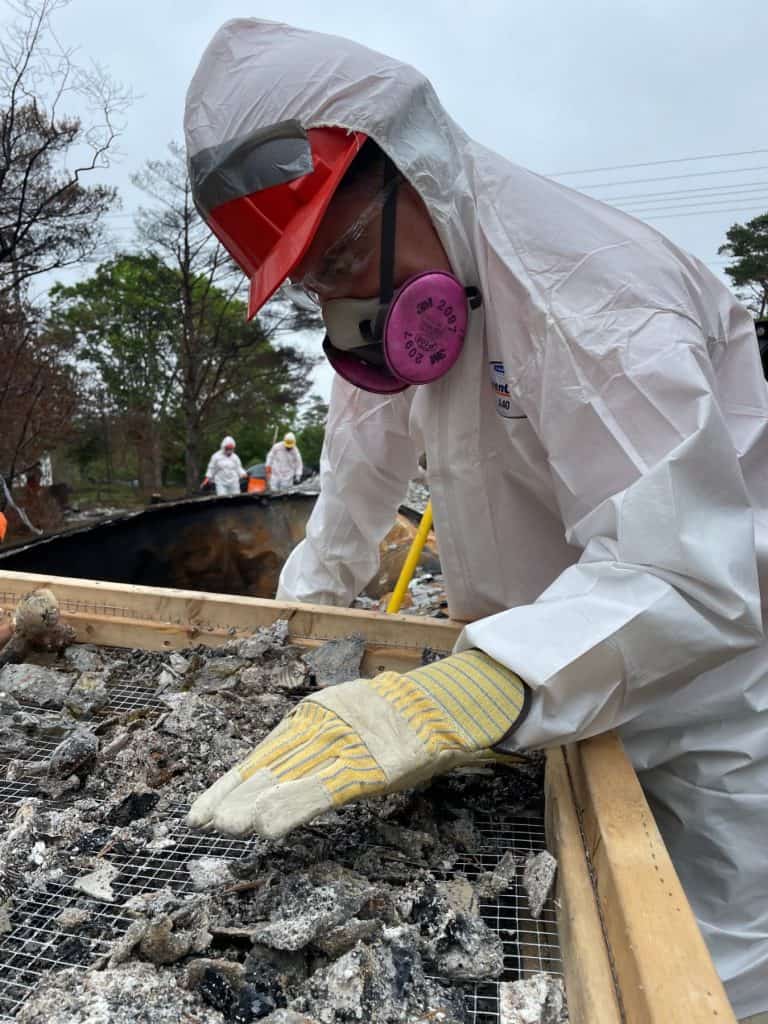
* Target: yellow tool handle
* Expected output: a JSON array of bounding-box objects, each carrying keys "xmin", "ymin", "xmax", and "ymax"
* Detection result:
[{"xmin": 386, "ymin": 500, "xmax": 433, "ymax": 614}]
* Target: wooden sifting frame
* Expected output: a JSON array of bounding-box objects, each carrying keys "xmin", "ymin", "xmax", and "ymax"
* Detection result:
[{"xmin": 0, "ymin": 571, "xmax": 737, "ymax": 1023}]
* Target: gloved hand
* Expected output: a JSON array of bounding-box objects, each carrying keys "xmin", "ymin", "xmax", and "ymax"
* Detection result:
[
  {"xmin": 200, "ymin": 478, "xmax": 210, "ymax": 491},
  {"xmin": 0, "ymin": 589, "xmax": 75, "ymax": 665},
  {"xmin": 187, "ymin": 649, "xmax": 529, "ymax": 838},
  {"xmin": 13, "ymin": 588, "xmax": 61, "ymax": 640},
  {"xmin": 294, "ymin": 475, "xmax": 301, "ymax": 485}
]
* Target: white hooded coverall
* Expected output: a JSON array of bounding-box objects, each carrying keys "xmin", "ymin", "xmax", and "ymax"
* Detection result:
[
  {"xmin": 266, "ymin": 441, "xmax": 303, "ymax": 490},
  {"xmin": 186, "ymin": 21, "xmax": 768, "ymax": 1016},
  {"xmin": 205, "ymin": 436, "xmax": 245, "ymax": 496}
]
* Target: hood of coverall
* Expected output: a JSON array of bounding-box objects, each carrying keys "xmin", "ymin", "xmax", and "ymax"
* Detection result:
[
  {"xmin": 184, "ymin": 18, "xmax": 481, "ymax": 310},
  {"xmin": 185, "ymin": 19, "xmax": 737, "ymax": 395},
  {"xmin": 221, "ymin": 436, "xmax": 236, "ymax": 453}
]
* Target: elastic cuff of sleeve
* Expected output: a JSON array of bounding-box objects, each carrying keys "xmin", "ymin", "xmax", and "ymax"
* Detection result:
[{"xmin": 491, "ymin": 681, "xmax": 532, "ymax": 751}]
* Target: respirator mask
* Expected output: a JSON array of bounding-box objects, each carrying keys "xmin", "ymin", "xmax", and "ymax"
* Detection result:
[{"xmin": 288, "ymin": 158, "xmax": 481, "ymax": 395}]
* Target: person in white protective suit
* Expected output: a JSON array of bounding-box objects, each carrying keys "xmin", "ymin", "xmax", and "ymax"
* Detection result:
[
  {"xmin": 266, "ymin": 431, "xmax": 303, "ymax": 490},
  {"xmin": 202, "ymin": 436, "xmax": 246, "ymax": 496},
  {"xmin": 184, "ymin": 20, "xmax": 768, "ymax": 1019}
]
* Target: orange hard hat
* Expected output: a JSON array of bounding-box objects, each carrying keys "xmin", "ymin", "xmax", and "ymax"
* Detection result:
[
  {"xmin": 194, "ymin": 126, "xmax": 366, "ymax": 319},
  {"xmin": 0, "ymin": 511, "xmax": 6, "ymax": 542}
]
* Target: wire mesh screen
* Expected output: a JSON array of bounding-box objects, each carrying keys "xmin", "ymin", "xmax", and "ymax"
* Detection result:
[
  {"xmin": 0, "ymin": 594, "xmax": 168, "ymax": 622},
  {"xmin": 457, "ymin": 817, "xmax": 562, "ymax": 1022},
  {"xmin": 0, "ymin": 882, "xmax": 123, "ymax": 1016},
  {"xmin": 106, "ymin": 818, "xmax": 253, "ymax": 901},
  {"xmin": 0, "ymin": 802, "xmax": 562, "ymax": 1020},
  {"xmin": 0, "ymin": 663, "xmax": 168, "ymax": 776},
  {"xmin": 0, "ymin": 666, "xmax": 562, "ymax": 1021},
  {"xmin": 102, "ymin": 683, "xmax": 168, "ymax": 714},
  {"xmin": 0, "ymin": 732, "xmax": 61, "ymax": 765},
  {"xmin": 0, "ymin": 779, "xmax": 40, "ymax": 818}
]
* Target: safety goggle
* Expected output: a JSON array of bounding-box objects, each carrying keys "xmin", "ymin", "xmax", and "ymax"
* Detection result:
[{"xmin": 285, "ymin": 175, "xmax": 401, "ymax": 306}]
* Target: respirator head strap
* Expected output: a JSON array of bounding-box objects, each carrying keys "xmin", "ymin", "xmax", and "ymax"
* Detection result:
[{"xmin": 370, "ymin": 155, "xmax": 400, "ymax": 340}]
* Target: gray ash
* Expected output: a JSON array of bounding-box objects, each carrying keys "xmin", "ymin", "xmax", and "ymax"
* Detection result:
[{"xmin": 0, "ymin": 634, "xmax": 556, "ymax": 1022}]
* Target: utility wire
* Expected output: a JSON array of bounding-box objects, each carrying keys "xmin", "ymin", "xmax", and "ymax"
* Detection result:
[
  {"xmin": 571, "ymin": 166, "xmax": 768, "ymax": 190},
  {"xmin": 619, "ymin": 193, "xmax": 768, "ymax": 213},
  {"xmin": 547, "ymin": 148, "xmax": 768, "ymax": 177},
  {"xmin": 639, "ymin": 204, "xmax": 768, "ymax": 221},
  {"xmin": 596, "ymin": 180, "xmax": 768, "ymax": 202}
]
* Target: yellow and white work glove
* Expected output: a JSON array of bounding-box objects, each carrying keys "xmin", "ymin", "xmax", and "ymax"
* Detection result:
[{"xmin": 187, "ymin": 649, "xmax": 529, "ymax": 839}]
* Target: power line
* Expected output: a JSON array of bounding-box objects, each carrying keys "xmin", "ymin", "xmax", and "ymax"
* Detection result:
[
  {"xmin": 638, "ymin": 204, "xmax": 768, "ymax": 221},
  {"xmin": 619, "ymin": 193, "xmax": 768, "ymax": 214},
  {"xmin": 571, "ymin": 165, "xmax": 768, "ymax": 190},
  {"xmin": 546, "ymin": 148, "xmax": 768, "ymax": 177},
  {"xmin": 596, "ymin": 180, "xmax": 768, "ymax": 203},
  {"xmin": 618, "ymin": 195, "xmax": 768, "ymax": 216},
  {"xmin": 619, "ymin": 195, "xmax": 768, "ymax": 215}
]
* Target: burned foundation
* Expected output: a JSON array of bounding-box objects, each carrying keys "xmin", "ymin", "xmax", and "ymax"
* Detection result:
[{"xmin": 0, "ymin": 626, "xmax": 564, "ymax": 1023}]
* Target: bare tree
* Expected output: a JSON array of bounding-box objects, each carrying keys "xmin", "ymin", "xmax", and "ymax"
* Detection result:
[
  {"xmin": 0, "ymin": 0, "xmax": 131, "ymax": 518},
  {"xmin": 133, "ymin": 142, "xmax": 318, "ymax": 489},
  {"xmin": 0, "ymin": 0, "xmax": 132, "ymax": 296},
  {"xmin": 0, "ymin": 297, "xmax": 77, "ymax": 482}
]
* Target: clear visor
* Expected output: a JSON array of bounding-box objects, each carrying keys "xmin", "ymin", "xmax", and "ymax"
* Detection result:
[{"xmin": 285, "ymin": 177, "xmax": 400, "ymax": 307}]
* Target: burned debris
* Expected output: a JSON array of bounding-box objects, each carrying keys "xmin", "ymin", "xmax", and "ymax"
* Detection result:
[
  {"xmin": 521, "ymin": 853, "xmax": 558, "ymax": 922},
  {"xmin": 302, "ymin": 635, "xmax": 365, "ymax": 689},
  {"xmin": 500, "ymin": 973, "xmax": 568, "ymax": 1024},
  {"xmin": 0, "ymin": 625, "xmax": 564, "ymax": 1023}
]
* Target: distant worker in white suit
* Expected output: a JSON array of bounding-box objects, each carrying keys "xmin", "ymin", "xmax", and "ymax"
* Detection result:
[
  {"xmin": 266, "ymin": 431, "xmax": 303, "ymax": 491},
  {"xmin": 202, "ymin": 436, "xmax": 246, "ymax": 496}
]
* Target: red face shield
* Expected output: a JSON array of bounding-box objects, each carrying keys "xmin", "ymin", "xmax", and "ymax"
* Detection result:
[{"xmin": 190, "ymin": 124, "xmax": 366, "ymax": 318}]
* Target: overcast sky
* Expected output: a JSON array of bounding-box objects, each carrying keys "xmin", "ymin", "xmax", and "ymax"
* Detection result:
[{"xmin": 27, "ymin": 0, "xmax": 768, "ymax": 400}]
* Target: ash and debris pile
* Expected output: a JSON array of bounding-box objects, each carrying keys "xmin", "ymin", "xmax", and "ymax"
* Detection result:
[
  {"xmin": 0, "ymin": 621, "xmax": 562, "ymax": 1023},
  {"xmin": 500, "ymin": 973, "xmax": 568, "ymax": 1024},
  {"xmin": 404, "ymin": 480, "xmax": 430, "ymax": 516},
  {"xmin": 353, "ymin": 568, "xmax": 448, "ymax": 617},
  {"xmin": 352, "ymin": 478, "xmax": 449, "ymax": 618}
]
